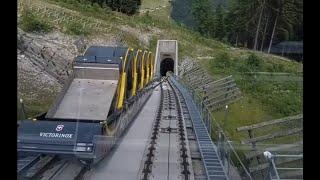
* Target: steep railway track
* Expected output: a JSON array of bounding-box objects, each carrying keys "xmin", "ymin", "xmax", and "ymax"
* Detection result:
[
  {"xmin": 140, "ymin": 77, "xmax": 195, "ymax": 180},
  {"xmin": 18, "ymin": 155, "xmax": 86, "ymax": 180},
  {"xmin": 18, "ymin": 76, "xmax": 226, "ymax": 180}
]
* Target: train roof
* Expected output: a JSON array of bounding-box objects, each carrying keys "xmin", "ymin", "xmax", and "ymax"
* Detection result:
[
  {"xmin": 84, "ymin": 46, "xmax": 128, "ymax": 58},
  {"xmin": 74, "ymin": 56, "xmax": 121, "ymax": 64},
  {"xmin": 74, "ymin": 46, "xmax": 129, "ymax": 65}
]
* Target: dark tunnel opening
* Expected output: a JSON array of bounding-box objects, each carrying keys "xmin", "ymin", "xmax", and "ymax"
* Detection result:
[{"xmin": 160, "ymin": 58, "xmax": 174, "ymax": 77}]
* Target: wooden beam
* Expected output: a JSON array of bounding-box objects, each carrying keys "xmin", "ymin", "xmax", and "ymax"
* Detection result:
[
  {"xmin": 195, "ymin": 81, "xmax": 216, "ymax": 90},
  {"xmin": 280, "ymin": 169, "xmax": 303, "ymax": 179},
  {"xmin": 210, "ymin": 97, "xmax": 243, "ymax": 111},
  {"xmin": 245, "ymin": 141, "xmax": 303, "ymax": 160},
  {"xmin": 192, "ymin": 78, "xmax": 214, "ymax": 88},
  {"xmin": 249, "ymin": 156, "xmax": 302, "ymax": 173},
  {"xmin": 183, "ymin": 67, "xmax": 201, "ymax": 75},
  {"xmin": 204, "ymin": 88, "xmax": 240, "ymax": 104},
  {"xmin": 206, "ymin": 91, "xmax": 241, "ymax": 108},
  {"xmin": 243, "ymin": 72, "xmax": 298, "ymax": 76},
  {"xmin": 203, "ymin": 77, "xmax": 234, "ymax": 88},
  {"xmin": 204, "ymin": 79, "xmax": 235, "ymax": 93},
  {"xmin": 189, "ymin": 75, "xmax": 211, "ymax": 84},
  {"xmin": 183, "ymin": 67, "xmax": 202, "ymax": 76},
  {"xmin": 185, "ymin": 71, "xmax": 207, "ymax": 82},
  {"xmin": 205, "ymin": 84, "xmax": 238, "ymax": 97},
  {"xmin": 188, "ymin": 75, "xmax": 210, "ymax": 86},
  {"xmin": 241, "ymin": 128, "xmax": 303, "ymax": 145},
  {"xmin": 236, "ymin": 114, "xmax": 303, "ymax": 132},
  {"xmin": 211, "ymin": 75, "xmax": 233, "ymax": 84}
]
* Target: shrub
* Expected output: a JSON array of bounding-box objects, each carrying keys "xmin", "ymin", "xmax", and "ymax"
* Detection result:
[
  {"xmin": 245, "ymin": 53, "xmax": 262, "ymax": 72},
  {"xmin": 273, "ymin": 63, "xmax": 285, "ymax": 72},
  {"xmin": 212, "ymin": 51, "xmax": 232, "ymax": 69},
  {"xmin": 19, "ymin": 10, "xmax": 52, "ymax": 33},
  {"xmin": 141, "ymin": 12, "xmax": 153, "ymax": 25},
  {"xmin": 237, "ymin": 62, "xmax": 250, "ymax": 73},
  {"xmin": 119, "ymin": 0, "xmax": 139, "ymax": 15},
  {"xmin": 65, "ymin": 22, "xmax": 89, "ymax": 36},
  {"xmin": 265, "ymin": 62, "xmax": 285, "ymax": 72}
]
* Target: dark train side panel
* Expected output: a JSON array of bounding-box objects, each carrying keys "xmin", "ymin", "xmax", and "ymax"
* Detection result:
[{"xmin": 17, "ymin": 119, "xmax": 111, "ymax": 162}]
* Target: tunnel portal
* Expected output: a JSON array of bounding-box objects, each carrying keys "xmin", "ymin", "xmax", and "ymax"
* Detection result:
[
  {"xmin": 160, "ymin": 58, "xmax": 174, "ymax": 77},
  {"xmin": 155, "ymin": 40, "xmax": 178, "ymax": 77}
]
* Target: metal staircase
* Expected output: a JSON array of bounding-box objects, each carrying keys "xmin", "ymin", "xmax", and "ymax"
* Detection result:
[{"xmin": 170, "ymin": 76, "xmax": 229, "ymax": 180}]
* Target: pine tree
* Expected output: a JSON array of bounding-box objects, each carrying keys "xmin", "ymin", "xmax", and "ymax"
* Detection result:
[
  {"xmin": 192, "ymin": 0, "xmax": 215, "ymax": 37},
  {"xmin": 215, "ymin": 4, "xmax": 225, "ymax": 40}
]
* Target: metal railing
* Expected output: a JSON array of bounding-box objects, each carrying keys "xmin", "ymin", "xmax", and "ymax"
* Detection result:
[
  {"xmin": 180, "ymin": 78, "xmax": 253, "ymax": 180},
  {"xmin": 263, "ymin": 151, "xmax": 303, "ymax": 180},
  {"xmin": 18, "ymin": 98, "xmax": 26, "ymax": 120}
]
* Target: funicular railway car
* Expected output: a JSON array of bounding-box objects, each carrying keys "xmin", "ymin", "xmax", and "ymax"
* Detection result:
[{"xmin": 17, "ymin": 46, "xmax": 155, "ymax": 166}]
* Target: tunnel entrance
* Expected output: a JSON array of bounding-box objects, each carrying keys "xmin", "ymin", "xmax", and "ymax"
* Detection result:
[{"xmin": 160, "ymin": 58, "xmax": 174, "ymax": 77}]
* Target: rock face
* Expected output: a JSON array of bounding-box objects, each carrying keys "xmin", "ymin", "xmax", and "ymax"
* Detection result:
[
  {"xmin": 18, "ymin": 28, "xmax": 78, "ymax": 84},
  {"xmin": 18, "ymin": 29, "xmax": 78, "ymax": 117},
  {"xmin": 18, "ymin": 48, "xmax": 62, "ymax": 94}
]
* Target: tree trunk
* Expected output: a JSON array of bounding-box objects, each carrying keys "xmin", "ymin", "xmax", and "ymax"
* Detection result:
[
  {"xmin": 253, "ymin": 0, "xmax": 265, "ymax": 50},
  {"xmin": 260, "ymin": 14, "xmax": 269, "ymax": 51},
  {"xmin": 235, "ymin": 33, "xmax": 238, "ymax": 47},
  {"xmin": 268, "ymin": 10, "xmax": 279, "ymax": 54},
  {"xmin": 245, "ymin": 24, "xmax": 248, "ymax": 48}
]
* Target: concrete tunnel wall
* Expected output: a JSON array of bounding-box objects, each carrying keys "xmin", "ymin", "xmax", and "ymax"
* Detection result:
[{"xmin": 154, "ymin": 40, "xmax": 178, "ymax": 78}]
